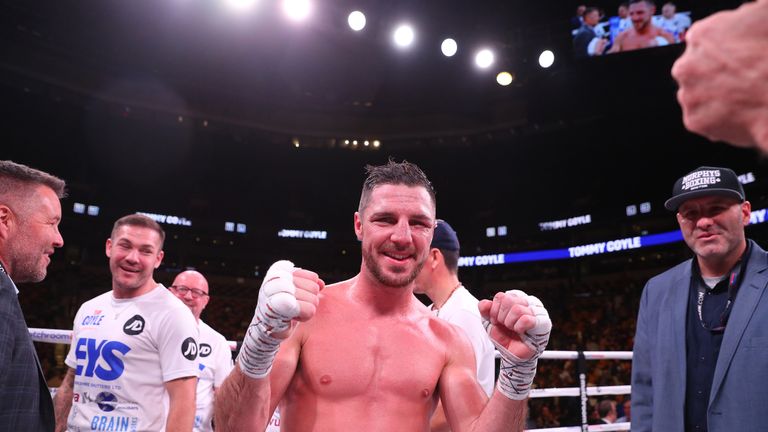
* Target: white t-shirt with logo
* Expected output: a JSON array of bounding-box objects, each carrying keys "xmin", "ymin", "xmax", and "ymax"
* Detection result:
[
  {"xmin": 64, "ymin": 285, "xmax": 200, "ymax": 432},
  {"xmin": 194, "ymin": 320, "xmax": 233, "ymax": 432},
  {"xmin": 433, "ymin": 286, "xmax": 496, "ymax": 396}
]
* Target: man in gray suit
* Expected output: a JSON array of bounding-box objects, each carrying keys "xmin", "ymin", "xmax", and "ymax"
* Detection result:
[
  {"xmin": 632, "ymin": 166, "xmax": 767, "ymax": 432},
  {"xmin": 0, "ymin": 160, "xmax": 66, "ymax": 431}
]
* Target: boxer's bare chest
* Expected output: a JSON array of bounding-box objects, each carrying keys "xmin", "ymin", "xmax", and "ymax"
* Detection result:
[
  {"xmin": 624, "ymin": 31, "xmax": 658, "ymax": 50},
  {"xmin": 293, "ymin": 300, "xmax": 446, "ymax": 402}
]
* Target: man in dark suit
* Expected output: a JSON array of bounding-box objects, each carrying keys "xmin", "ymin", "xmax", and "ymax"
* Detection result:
[
  {"xmin": 573, "ymin": 7, "xmax": 607, "ymax": 58},
  {"xmin": 0, "ymin": 160, "xmax": 66, "ymax": 431}
]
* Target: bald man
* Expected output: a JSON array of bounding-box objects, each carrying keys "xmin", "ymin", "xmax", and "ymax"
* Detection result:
[{"xmin": 170, "ymin": 271, "xmax": 233, "ymax": 432}]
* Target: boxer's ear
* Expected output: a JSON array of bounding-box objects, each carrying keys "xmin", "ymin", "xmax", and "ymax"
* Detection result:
[{"xmin": 354, "ymin": 212, "xmax": 363, "ymax": 241}]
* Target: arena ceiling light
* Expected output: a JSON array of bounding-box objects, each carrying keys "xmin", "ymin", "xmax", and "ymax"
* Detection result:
[
  {"xmin": 496, "ymin": 71, "xmax": 514, "ymax": 86},
  {"xmin": 283, "ymin": 0, "xmax": 311, "ymax": 22},
  {"xmin": 441, "ymin": 38, "xmax": 458, "ymax": 57},
  {"xmin": 393, "ymin": 24, "xmax": 415, "ymax": 48},
  {"xmin": 539, "ymin": 50, "xmax": 555, "ymax": 68},
  {"xmin": 474, "ymin": 48, "xmax": 494, "ymax": 69},
  {"xmin": 348, "ymin": 11, "xmax": 366, "ymax": 31}
]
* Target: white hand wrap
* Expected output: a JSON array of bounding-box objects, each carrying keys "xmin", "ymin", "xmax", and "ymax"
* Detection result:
[
  {"xmin": 237, "ymin": 260, "xmax": 300, "ymax": 379},
  {"xmin": 485, "ymin": 290, "xmax": 551, "ymax": 400}
]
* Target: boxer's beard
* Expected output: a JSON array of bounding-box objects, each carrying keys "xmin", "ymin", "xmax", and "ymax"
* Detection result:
[{"xmin": 363, "ymin": 249, "xmax": 426, "ymax": 288}]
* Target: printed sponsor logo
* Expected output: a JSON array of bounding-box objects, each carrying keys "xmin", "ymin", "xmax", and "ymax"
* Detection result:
[
  {"xmin": 681, "ymin": 169, "xmax": 721, "ymax": 191},
  {"xmin": 29, "ymin": 330, "xmax": 72, "ymax": 343},
  {"xmin": 199, "ymin": 343, "xmax": 212, "ymax": 358},
  {"xmin": 181, "ymin": 337, "xmax": 198, "ymax": 360},
  {"xmin": 74, "ymin": 338, "xmax": 131, "ymax": 381},
  {"xmin": 82, "ymin": 314, "xmax": 106, "ymax": 327},
  {"xmin": 90, "ymin": 415, "xmax": 136, "ymax": 431},
  {"xmin": 122, "ymin": 315, "xmax": 145, "ymax": 336},
  {"xmin": 96, "ymin": 392, "xmax": 118, "ymax": 412}
]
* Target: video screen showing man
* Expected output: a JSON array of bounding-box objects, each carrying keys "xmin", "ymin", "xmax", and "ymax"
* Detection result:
[
  {"xmin": 572, "ymin": 0, "xmax": 692, "ymax": 57},
  {"xmin": 610, "ymin": 0, "xmax": 675, "ymax": 53}
]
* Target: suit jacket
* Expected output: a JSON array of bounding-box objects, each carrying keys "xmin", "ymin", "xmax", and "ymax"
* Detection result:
[
  {"xmin": 573, "ymin": 24, "xmax": 597, "ymax": 58},
  {"xmin": 632, "ymin": 240, "xmax": 768, "ymax": 432},
  {"xmin": 0, "ymin": 267, "xmax": 55, "ymax": 431}
]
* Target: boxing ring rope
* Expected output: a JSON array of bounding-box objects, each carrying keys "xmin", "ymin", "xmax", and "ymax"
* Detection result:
[{"xmin": 31, "ymin": 328, "xmax": 632, "ymax": 431}]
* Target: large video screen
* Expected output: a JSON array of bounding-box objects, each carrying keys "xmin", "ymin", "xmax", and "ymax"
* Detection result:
[{"xmin": 571, "ymin": 0, "xmax": 692, "ymax": 58}]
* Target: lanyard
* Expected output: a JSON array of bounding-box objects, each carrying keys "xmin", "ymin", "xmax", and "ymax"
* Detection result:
[{"xmin": 693, "ymin": 242, "xmax": 751, "ymax": 332}]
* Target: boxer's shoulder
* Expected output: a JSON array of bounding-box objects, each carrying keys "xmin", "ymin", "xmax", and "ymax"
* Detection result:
[
  {"xmin": 314, "ymin": 278, "xmax": 353, "ymax": 307},
  {"xmin": 422, "ymin": 311, "xmax": 475, "ymax": 352}
]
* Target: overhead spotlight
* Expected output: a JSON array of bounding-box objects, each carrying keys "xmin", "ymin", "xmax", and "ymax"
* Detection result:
[
  {"xmin": 475, "ymin": 49, "xmax": 494, "ymax": 69},
  {"xmin": 539, "ymin": 50, "xmax": 555, "ymax": 68},
  {"xmin": 364, "ymin": 140, "xmax": 370, "ymax": 146},
  {"xmin": 348, "ymin": 11, "xmax": 366, "ymax": 31},
  {"xmin": 292, "ymin": 137, "xmax": 300, "ymax": 148},
  {"xmin": 372, "ymin": 140, "xmax": 381, "ymax": 148},
  {"xmin": 225, "ymin": 0, "xmax": 259, "ymax": 11},
  {"xmin": 496, "ymin": 71, "xmax": 514, "ymax": 86},
  {"xmin": 393, "ymin": 24, "xmax": 415, "ymax": 48},
  {"xmin": 283, "ymin": 0, "xmax": 311, "ymax": 22},
  {"xmin": 343, "ymin": 139, "xmax": 350, "ymax": 145},
  {"xmin": 352, "ymin": 140, "xmax": 358, "ymax": 146},
  {"xmin": 441, "ymin": 38, "xmax": 457, "ymax": 57}
]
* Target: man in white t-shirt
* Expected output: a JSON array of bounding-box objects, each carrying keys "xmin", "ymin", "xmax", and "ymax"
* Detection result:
[
  {"xmin": 53, "ymin": 214, "xmax": 200, "ymax": 432},
  {"xmin": 652, "ymin": 2, "xmax": 691, "ymax": 41},
  {"xmin": 169, "ymin": 270, "xmax": 234, "ymax": 432},
  {"xmin": 413, "ymin": 219, "xmax": 496, "ymax": 432}
]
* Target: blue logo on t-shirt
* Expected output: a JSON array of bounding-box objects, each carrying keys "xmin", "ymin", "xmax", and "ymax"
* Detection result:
[
  {"xmin": 74, "ymin": 338, "xmax": 131, "ymax": 381},
  {"xmin": 96, "ymin": 392, "xmax": 118, "ymax": 412}
]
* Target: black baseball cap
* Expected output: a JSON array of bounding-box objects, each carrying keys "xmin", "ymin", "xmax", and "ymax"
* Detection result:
[
  {"xmin": 431, "ymin": 219, "xmax": 460, "ymax": 252},
  {"xmin": 664, "ymin": 166, "xmax": 745, "ymax": 211}
]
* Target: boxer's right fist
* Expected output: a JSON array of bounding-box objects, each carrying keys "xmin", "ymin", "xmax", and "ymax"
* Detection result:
[
  {"xmin": 256, "ymin": 261, "xmax": 323, "ymax": 338},
  {"xmin": 238, "ymin": 260, "xmax": 324, "ymax": 379}
]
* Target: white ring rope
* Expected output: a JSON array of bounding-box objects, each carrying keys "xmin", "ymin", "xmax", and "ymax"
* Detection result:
[
  {"xmin": 530, "ymin": 385, "xmax": 630, "ymax": 398},
  {"xmin": 31, "ymin": 328, "xmax": 633, "ymax": 430},
  {"xmin": 29, "ymin": 328, "xmax": 634, "ymax": 361}
]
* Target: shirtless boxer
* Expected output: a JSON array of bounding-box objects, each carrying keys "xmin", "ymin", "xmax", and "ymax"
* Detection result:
[
  {"xmin": 610, "ymin": 0, "xmax": 674, "ymax": 53},
  {"xmin": 215, "ymin": 160, "xmax": 551, "ymax": 432}
]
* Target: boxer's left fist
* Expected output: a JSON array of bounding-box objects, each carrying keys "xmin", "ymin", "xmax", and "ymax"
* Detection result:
[{"xmin": 479, "ymin": 290, "xmax": 551, "ymax": 361}]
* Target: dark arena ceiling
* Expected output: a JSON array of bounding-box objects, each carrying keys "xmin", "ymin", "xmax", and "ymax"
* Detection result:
[{"xmin": 0, "ymin": 0, "xmax": 763, "ymax": 254}]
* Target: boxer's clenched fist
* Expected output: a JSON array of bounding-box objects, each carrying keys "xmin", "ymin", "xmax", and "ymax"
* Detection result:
[
  {"xmin": 479, "ymin": 290, "xmax": 551, "ymax": 400},
  {"xmin": 238, "ymin": 260, "xmax": 324, "ymax": 379},
  {"xmin": 256, "ymin": 261, "xmax": 323, "ymax": 337}
]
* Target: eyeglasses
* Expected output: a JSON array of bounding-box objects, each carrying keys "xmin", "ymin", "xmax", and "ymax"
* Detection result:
[{"xmin": 170, "ymin": 285, "xmax": 209, "ymax": 299}]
